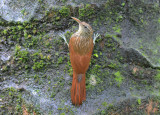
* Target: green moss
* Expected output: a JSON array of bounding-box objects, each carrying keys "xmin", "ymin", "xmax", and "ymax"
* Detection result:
[
  {"xmin": 60, "ymin": 113, "xmax": 65, "ymax": 115},
  {"xmin": 15, "ymin": 104, "xmax": 22, "ymax": 113},
  {"xmin": 158, "ymin": 18, "xmax": 160, "ymax": 23},
  {"xmin": 59, "ymin": 6, "xmax": 70, "ymax": 17},
  {"xmin": 155, "ymin": 70, "xmax": 160, "ymax": 81},
  {"xmin": 21, "ymin": 9, "xmax": 26, "ymax": 15},
  {"xmin": 79, "ymin": 4, "xmax": 94, "ymax": 18},
  {"xmin": 11, "ymin": 26, "xmax": 17, "ymax": 32},
  {"xmin": 86, "ymin": 64, "xmax": 103, "ymax": 90},
  {"xmin": 139, "ymin": 8, "xmax": 143, "ymax": 13},
  {"xmin": 3, "ymin": 29, "xmax": 7, "ymax": 35},
  {"xmin": 32, "ymin": 60, "xmax": 45, "ymax": 71},
  {"xmin": 47, "ymin": 55, "xmax": 51, "ymax": 60},
  {"xmin": 108, "ymin": 62, "xmax": 119, "ymax": 69},
  {"xmin": 102, "ymin": 102, "xmax": 108, "ymax": 107},
  {"xmin": 90, "ymin": 64, "xmax": 101, "ymax": 76},
  {"xmin": 112, "ymin": 25, "xmax": 121, "ymax": 34},
  {"xmin": 14, "ymin": 44, "xmax": 21, "ymax": 53},
  {"xmin": 101, "ymin": 110, "xmax": 106, "ymax": 115},
  {"xmin": 93, "ymin": 53, "xmax": 99, "ymax": 58},
  {"xmin": 28, "ymin": 34, "xmax": 32, "ymax": 38},
  {"xmin": 57, "ymin": 56, "xmax": 64, "ymax": 64},
  {"xmin": 5, "ymin": 87, "xmax": 23, "ymax": 114},
  {"xmin": 16, "ymin": 50, "xmax": 29, "ymax": 63},
  {"xmin": 24, "ymin": 30, "xmax": 28, "ymax": 38},
  {"xmin": 156, "ymin": 36, "xmax": 160, "ymax": 45},
  {"xmin": 137, "ymin": 98, "xmax": 141, "ymax": 105},
  {"xmin": 55, "ymin": 16, "xmax": 60, "ymax": 21},
  {"xmin": 38, "ymin": 0, "xmax": 42, "ymax": 3},
  {"xmin": 121, "ymin": 2, "xmax": 125, "ymax": 7},
  {"xmin": 17, "ymin": 25, "xmax": 23, "ymax": 30},
  {"xmin": 116, "ymin": 15, "xmax": 123, "ymax": 22},
  {"xmin": 25, "ymin": 36, "xmax": 39, "ymax": 48},
  {"xmin": 32, "ymin": 28, "xmax": 37, "ymax": 34},
  {"xmin": 93, "ymin": 19, "xmax": 99, "ymax": 26},
  {"xmin": 139, "ymin": 45, "xmax": 143, "ymax": 49},
  {"xmin": 105, "ymin": 33, "xmax": 113, "ymax": 38},
  {"xmin": 15, "ymin": 45, "xmax": 29, "ymax": 63},
  {"xmin": 114, "ymin": 71, "xmax": 124, "ymax": 86},
  {"xmin": 65, "ymin": 59, "xmax": 73, "ymax": 76}
]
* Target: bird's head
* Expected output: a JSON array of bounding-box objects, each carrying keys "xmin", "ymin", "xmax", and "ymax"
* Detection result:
[{"xmin": 71, "ymin": 17, "xmax": 93, "ymax": 36}]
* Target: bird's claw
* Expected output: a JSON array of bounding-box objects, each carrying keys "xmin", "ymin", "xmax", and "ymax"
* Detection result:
[
  {"xmin": 59, "ymin": 33, "xmax": 69, "ymax": 47},
  {"xmin": 93, "ymin": 33, "xmax": 100, "ymax": 45}
]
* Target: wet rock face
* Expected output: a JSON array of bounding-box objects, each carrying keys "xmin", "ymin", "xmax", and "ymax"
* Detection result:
[
  {"xmin": 0, "ymin": 0, "xmax": 38, "ymax": 21},
  {"xmin": 121, "ymin": 0, "xmax": 160, "ymax": 68},
  {"xmin": 0, "ymin": 0, "xmax": 160, "ymax": 114},
  {"xmin": 1, "ymin": 52, "xmax": 11, "ymax": 62}
]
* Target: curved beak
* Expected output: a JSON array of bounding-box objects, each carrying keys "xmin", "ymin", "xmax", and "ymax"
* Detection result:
[{"xmin": 71, "ymin": 17, "xmax": 82, "ymax": 24}]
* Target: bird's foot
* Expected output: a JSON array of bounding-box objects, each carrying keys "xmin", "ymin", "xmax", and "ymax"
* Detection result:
[
  {"xmin": 59, "ymin": 33, "xmax": 69, "ymax": 47},
  {"xmin": 93, "ymin": 33, "xmax": 100, "ymax": 45}
]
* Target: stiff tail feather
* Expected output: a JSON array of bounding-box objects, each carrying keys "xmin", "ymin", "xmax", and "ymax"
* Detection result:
[{"xmin": 71, "ymin": 72, "xmax": 86, "ymax": 105}]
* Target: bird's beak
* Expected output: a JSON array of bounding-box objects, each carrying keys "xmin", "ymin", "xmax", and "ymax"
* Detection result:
[{"xmin": 71, "ymin": 17, "xmax": 82, "ymax": 24}]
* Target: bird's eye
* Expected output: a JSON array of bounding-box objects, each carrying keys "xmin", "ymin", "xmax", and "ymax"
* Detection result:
[{"xmin": 84, "ymin": 26, "xmax": 87, "ymax": 28}]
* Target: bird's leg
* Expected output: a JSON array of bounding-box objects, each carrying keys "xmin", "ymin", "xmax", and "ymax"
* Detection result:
[
  {"xmin": 59, "ymin": 33, "xmax": 69, "ymax": 47},
  {"xmin": 93, "ymin": 33, "xmax": 100, "ymax": 45}
]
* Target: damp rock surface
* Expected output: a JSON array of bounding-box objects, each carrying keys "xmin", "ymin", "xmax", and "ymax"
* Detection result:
[{"xmin": 0, "ymin": 0, "xmax": 160, "ymax": 115}]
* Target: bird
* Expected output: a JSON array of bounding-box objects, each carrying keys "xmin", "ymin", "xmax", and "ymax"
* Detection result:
[{"xmin": 60, "ymin": 17, "xmax": 100, "ymax": 106}]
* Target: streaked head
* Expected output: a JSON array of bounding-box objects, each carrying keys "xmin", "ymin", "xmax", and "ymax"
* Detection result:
[{"xmin": 71, "ymin": 17, "xmax": 93, "ymax": 36}]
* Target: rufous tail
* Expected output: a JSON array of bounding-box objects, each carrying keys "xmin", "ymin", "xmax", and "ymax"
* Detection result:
[{"xmin": 71, "ymin": 72, "xmax": 86, "ymax": 106}]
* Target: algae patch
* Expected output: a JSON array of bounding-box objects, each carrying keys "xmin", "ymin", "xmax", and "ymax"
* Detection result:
[{"xmin": 114, "ymin": 71, "xmax": 124, "ymax": 87}]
